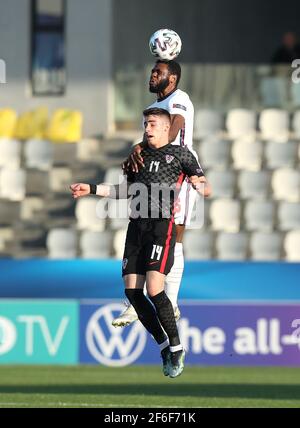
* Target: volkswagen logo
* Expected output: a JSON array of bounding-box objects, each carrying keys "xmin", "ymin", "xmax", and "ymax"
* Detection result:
[{"xmin": 86, "ymin": 303, "xmax": 147, "ymax": 367}]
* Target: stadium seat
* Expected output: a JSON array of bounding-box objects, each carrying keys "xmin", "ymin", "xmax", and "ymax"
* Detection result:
[
  {"xmin": 46, "ymin": 109, "xmax": 82, "ymax": 143},
  {"xmin": 75, "ymin": 197, "xmax": 106, "ymax": 231},
  {"xmin": 80, "ymin": 230, "xmax": 112, "ymax": 258},
  {"xmin": 0, "ymin": 168, "xmax": 26, "ymax": 201},
  {"xmin": 77, "ymin": 138, "xmax": 102, "ymax": 162},
  {"xmin": 278, "ymin": 202, "xmax": 300, "ymax": 231},
  {"xmin": 265, "ymin": 141, "xmax": 298, "ymax": 169},
  {"xmin": 206, "ymin": 170, "xmax": 236, "ymax": 198},
  {"xmin": 20, "ymin": 197, "xmax": 44, "ymax": 222},
  {"xmin": 238, "ymin": 170, "xmax": 270, "ymax": 199},
  {"xmin": 104, "ymin": 167, "xmax": 125, "ymax": 184},
  {"xmin": 183, "ymin": 230, "xmax": 214, "ymax": 260},
  {"xmin": 259, "ymin": 109, "xmax": 289, "ymax": 142},
  {"xmin": 194, "ymin": 109, "xmax": 222, "ymax": 139},
  {"xmin": 210, "ymin": 199, "xmax": 240, "ymax": 232},
  {"xmin": 231, "ymin": 139, "xmax": 263, "ymax": 171},
  {"xmin": 113, "ymin": 228, "xmax": 127, "ymax": 259},
  {"xmin": 25, "ymin": 169, "xmax": 49, "ymax": 196},
  {"xmin": 244, "ymin": 200, "xmax": 275, "ymax": 232},
  {"xmin": 52, "ymin": 142, "xmax": 77, "ymax": 166},
  {"xmin": 226, "ymin": 109, "xmax": 256, "ymax": 140},
  {"xmin": 0, "ymin": 108, "xmax": 17, "ymax": 138},
  {"xmin": 46, "ymin": 228, "xmax": 77, "ymax": 259},
  {"xmin": 108, "ymin": 199, "xmax": 130, "ymax": 230},
  {"xmin": 250, "ymin": 232, "xmax": 282, "ymax": 260},
  {"xmin": 291, "ymin": 81, "xmax": 300, "ymax": 108},
  {"xmin": 284, "ymin": 230, "xmax": 300, "ymax": 261},
  {"xmin": 292, "ymin": 110, "xmax": 300, "ymax": 138},
  {"xmin": 197, "ymin": 138, "xmax": 231, "ymax": 170},
  {"xmin": 272, "ymin": 168, "xmax": 300, "ymax": 202},
  {"xmin": 0, "ymin": 200, "xmax": 20, "ymax": 225},
  {"xmin": 216, "ymin": 232, "xmax": 248, "ymax": 260},
  {"xmin": 0, "ymin": 138, "xmax": 21, "ymax": 168},
  {"xmin": 49, "ymin": 167, "xmax": 72, "ymax": 193},
  {"xmin": 259, "ymin": 77, "xmax": 288, "ymax": 108},
  {"xmin": 24, "ymin": 139, "xmax": 53, "ymax": 171},
  {"xmin": 0, "ymin": 227, "xmax": 14, "ymax": 253},
  {"xmin": 14, "ymin": 107, "xmax": 48, "ymax": 140}
]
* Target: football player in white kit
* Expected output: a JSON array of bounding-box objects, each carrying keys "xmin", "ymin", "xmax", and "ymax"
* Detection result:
[{"xmin": 112, "ymin": 59, "xmax": 201, "ymax": 327}]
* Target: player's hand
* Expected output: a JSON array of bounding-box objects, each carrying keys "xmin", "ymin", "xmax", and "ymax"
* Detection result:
[
  {"xmin": 189, "ymin": 176, "xmax": 212, "ymax": 197},
  {"xmin": 122, "ymin": 143, "xmax": 145, "ymax": 173},
  {"xmin": 70, "ymin": 183, "xmax": 90, "ymax": 199}
]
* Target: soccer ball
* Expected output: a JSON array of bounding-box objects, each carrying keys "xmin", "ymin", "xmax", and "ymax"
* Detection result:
[{"xmin": 149, "ymin": 29, "xmax": 182, "ymax": 61}]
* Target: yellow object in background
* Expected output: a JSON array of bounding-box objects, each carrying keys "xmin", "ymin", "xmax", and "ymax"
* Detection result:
[
  {"xmin": 14, "ymin": 107, "xmax": 49, "ymax": 140},
  {"xmin": 0, "ymin": 108, "xmax": 17, "ymax": 137},
  {"xmin": 46, "ymin": 109, "xmax": 82, "ymax": 142}
]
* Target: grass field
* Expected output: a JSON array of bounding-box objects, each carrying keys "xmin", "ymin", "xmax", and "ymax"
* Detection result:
[{"xmin": 0, "ymin": 365, "xmax": 299, "ymax": 408}]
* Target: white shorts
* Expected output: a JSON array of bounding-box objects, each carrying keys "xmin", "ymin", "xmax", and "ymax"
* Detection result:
[{"xmin": 174, "ymin": 178, "xmax": 198, "ymax": 226}]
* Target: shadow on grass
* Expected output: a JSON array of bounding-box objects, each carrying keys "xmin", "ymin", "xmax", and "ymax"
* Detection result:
[{"xmin": 0, "ymin": 384, "xmax": 299, "ymax": 400}]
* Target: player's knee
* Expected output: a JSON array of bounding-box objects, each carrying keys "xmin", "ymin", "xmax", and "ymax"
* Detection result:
[
  {"xmin": 125, "ymin": 288, "xmax": 144, "ymax": 307},
  {"xmin": 150, "ymin": 290, "xmax": 170, "ymax": 308}
]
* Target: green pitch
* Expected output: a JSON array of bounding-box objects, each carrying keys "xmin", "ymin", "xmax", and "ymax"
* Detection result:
[{"xmin": 0, "ymin": 365, "xmax": 299, "ymax": 408}]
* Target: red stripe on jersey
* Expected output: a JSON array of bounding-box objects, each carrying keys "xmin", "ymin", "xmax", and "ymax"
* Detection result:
[
  {"xmin": 160, "ymin": 173, "xmax": 185, "ymax": 274},
  {"xmin": 180, "ymin": 127, "xmax": 186, "ymax": 147}
]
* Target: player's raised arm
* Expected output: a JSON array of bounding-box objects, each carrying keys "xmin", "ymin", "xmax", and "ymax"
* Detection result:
[{"xmin": 70, "ymin": 180, "xmax": 131, "ymax": 199}]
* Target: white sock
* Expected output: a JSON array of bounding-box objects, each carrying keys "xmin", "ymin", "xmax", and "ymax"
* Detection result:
[
  {"xmin": 170, "ymin": 344, "xmax": 183, "ymax": 353},
  {"xmin": 165, "ymin": 242, "xmax": 184, "ymax": 308},
  {"xmin": 159, "ymin": 339, "xmax": 169, "ymax": 351}
]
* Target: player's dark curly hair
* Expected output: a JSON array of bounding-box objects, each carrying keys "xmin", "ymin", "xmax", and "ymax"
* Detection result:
[{"xmin": 156, "ymin": 59, "xmax": 181, "ymax": 86}]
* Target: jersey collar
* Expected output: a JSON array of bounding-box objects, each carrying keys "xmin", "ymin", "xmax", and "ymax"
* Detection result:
[{"xmin": 157, "ymin": 88, "xmax": 178, "ymax": 102}]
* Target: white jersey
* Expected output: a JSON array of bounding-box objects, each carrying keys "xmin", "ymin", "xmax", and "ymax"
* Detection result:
[{"xmin": 146, "ymin": 89, "xmax": 194, "ymax": 150}]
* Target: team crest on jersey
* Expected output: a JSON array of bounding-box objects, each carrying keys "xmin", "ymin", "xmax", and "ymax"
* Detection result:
[{"xmin": 165, "ymin": 155, "xmax": 174, "ymax": 164}]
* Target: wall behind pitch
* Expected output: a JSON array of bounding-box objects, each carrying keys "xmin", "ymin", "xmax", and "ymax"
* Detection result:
[{"xmin": 113, "ymin": 0, "xmax": 300, "ymax": 66}]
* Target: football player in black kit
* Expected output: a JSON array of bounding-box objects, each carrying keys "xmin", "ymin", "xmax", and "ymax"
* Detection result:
[{"xmin": 70, "ymin": 108, "xmax": 211, "ymax": 378}]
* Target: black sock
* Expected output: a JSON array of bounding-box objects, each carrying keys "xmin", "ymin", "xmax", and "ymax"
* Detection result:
[
  {"xmin": 150, "ymin": 291, "xmax": 181, "ymax": 347},
  {"xmin": 125, "ymin": 289, "xmax": 166, "ymax": 344}
]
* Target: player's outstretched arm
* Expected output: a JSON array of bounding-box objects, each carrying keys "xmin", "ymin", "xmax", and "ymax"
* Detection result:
[
  {"xmin": 70, "ymin": 183, "xmax": 90, "ymax": 199},
  {"xmin": 70, "ymin": 183, "xmax": 110, "ymax": 199},
  {"xmin": 70, "ymin": 181, "xmax": 131, "ymax": 199},
  {"xmin": 189, "ymin": 175, "xmax": 212, "ymax": 198}
]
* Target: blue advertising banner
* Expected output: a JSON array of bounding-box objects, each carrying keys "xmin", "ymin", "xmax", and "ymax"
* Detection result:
[
  {"xmin": 80, "ymin": 301, "xmax": 300, "ymax": 367},
  {"xmin": 0, "ymin": 260, "xmax": 300, "ymax": 301}
]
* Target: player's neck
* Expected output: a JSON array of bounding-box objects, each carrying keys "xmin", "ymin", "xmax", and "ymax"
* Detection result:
[
  {"xmin": 157, "ymin": 86, "xmax": 177, "ymax": 101},
  {"xmin": 147, "ymin": 139, "xmax": 170, "ymax": 149}
]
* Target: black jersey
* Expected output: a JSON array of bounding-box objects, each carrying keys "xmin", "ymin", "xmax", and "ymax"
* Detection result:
[{"xmin": 126, "ymin": 142, "xmax": 204, "ymax": 219}]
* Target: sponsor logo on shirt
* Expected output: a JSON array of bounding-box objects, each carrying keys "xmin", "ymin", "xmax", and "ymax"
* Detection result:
[{"xmin": 173, "ymin": 103, "xmax": 187, "ymax": 111}]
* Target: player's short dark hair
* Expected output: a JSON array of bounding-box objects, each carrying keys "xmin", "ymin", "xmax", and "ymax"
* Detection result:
[
  {"xmin": 156, "ymin": 59, "xmax": 181, "ymax": 86},
  {"xmin": 143, "ymin": 107, "xmax": 171, "ymax": 122}
]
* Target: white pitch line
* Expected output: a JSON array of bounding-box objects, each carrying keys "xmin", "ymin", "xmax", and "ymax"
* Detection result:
[{"xmin": 0, "ymin": 402, "xmax": 197, "ymax": 408}]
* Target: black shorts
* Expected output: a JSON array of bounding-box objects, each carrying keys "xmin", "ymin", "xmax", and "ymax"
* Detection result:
[{"xmin": 122, "ymin": 218, "xmax": 176, "ymax": 277}]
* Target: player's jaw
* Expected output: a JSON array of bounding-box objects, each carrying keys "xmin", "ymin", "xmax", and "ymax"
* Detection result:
[{"xmin": 149, "ymin": 76, "xmax": 170, "ymax": 93}]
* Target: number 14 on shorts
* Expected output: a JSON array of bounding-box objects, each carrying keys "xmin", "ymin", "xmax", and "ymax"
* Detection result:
[{"xmin": 151, "ymin": 244, "xmax": 163, "ymax": 260}]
